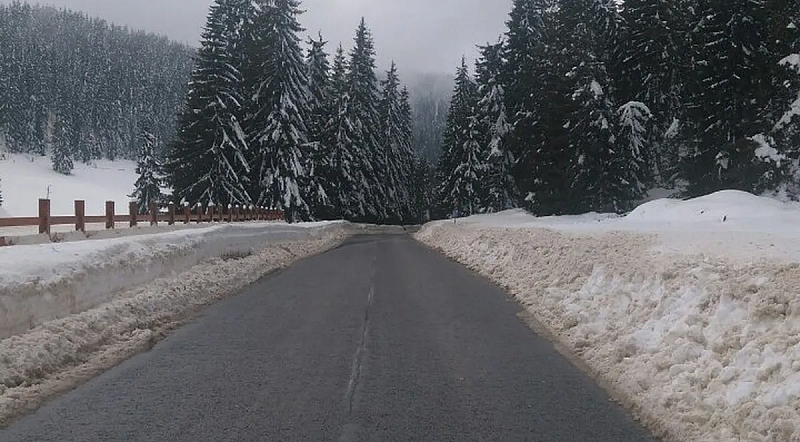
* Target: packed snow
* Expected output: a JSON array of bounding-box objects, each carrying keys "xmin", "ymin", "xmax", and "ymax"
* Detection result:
[
  {"xmin": 0, "ymin": 221, "xmax": 358, "ymax": 426},
  {"xmin": 0, "ymin": 153, "xmax": 140, "ymax": 218},
  {"xmin": 416, "ymin": 191, "xmax": 800, "ymax": 442}
]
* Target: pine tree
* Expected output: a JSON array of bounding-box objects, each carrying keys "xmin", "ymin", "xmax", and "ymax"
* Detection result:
[
  {"xmin": 378, "ymin": 62, "xmax": 412, "ymax": 222},
  {"xmin": 50, "ymin": 113, "xmax": 74, "ymax": 175},
  {"xmin": 766, "ymin": 3, "xmax": 800, "ymax": 195},
  {"xmin": 245, "ymin": 0, "xmax": 314, "ymax": 221},
  {"xmin": 345, "ymin": 18, "xmax": 387, "ymax": 222},
  {"xmin": 475, "ymin": 41, "xmax": 518, "ymax": 213},
  {"xmin": 166, "ymin": 0, "xmax": 252, "ymax": 208},
  {"xmin": 682, "ymin": 0, "xmax": 772, "ymax": 195},
  {"xmin": 305, "ymin": 32, "xmax": 334, "ymax": 218},
  {"xmin": 130, "ymin": 127, "xmax": 165, "ymax": 214},
  {"xmin": 437, "ymin": 58, "xmax": 486, "ymax": 217},
  {"xmin": 324, "ymin": 44, "xmax": 366, "ymax": 220},
  {"xmin": 557, "ymin": 0, "xmax": 636, "ymax": 213},
  {"xmin": 619, "ymin": 0, "xmax": 689, "ymax": 185},
  {"xmin": 399, "ymin": 86, "xmax": 420, "ymax": 221},
  {"xmin": 502, "ymin": 0, "xmax": 571, "ymax": 215}
]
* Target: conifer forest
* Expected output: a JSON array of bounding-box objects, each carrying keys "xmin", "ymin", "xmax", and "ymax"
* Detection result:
[{"xmin": 0, "ymin": 0, "xmax": 798, "ymax": 222}]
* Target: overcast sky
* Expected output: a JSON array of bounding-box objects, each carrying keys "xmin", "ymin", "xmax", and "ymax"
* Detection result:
[{"xmin": 3, "ymin": 0, "xmax": 513, "ymax": 75}]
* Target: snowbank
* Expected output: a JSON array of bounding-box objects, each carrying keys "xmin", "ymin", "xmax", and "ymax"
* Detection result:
[
  {"xmin": 0, "ymin": 153, "xmax": 141, "ymax": 217},
  {"xmin": 416, "ymin": 191, "xmax": 800, "ymax": 442},
  {"xmin": 0, "ymin": 221, "xmax": 357, "ymax": 425},
  {"xmin": 0, "ymin": 222, "xmax": 348, "ymax": 339}
]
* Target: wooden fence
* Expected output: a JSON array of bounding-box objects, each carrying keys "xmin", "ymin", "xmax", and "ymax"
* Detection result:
[{"xmin": 0, "ymin": 199, "xmax": 285, "ymax": 245}]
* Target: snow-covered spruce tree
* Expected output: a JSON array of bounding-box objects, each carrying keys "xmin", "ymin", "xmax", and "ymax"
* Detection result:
[
  {"xmin": 437, "ymin": 58, "xmax": 486, "ymax": 217},
  {"xmin": 322, "ymin": 44, "xmax": 359, "ymax": 219},
  {"xmin": 304, "ymin": 32, "xmax": 333, "ymax": 219},
  {"xmin": 244, "ymin": 0, "xmax": 319, "ymax": 222},
  {"xmin": 557, "ymin": 0, "xmax": 645, "ymax": 213},
  {"xmin": 345, "ymin": 18, "xmax": 387, "ymax": 222},
  {"xmin": 502, "ymin": 0, "xmax": 571, "ymax": 215},
  {"xmin": 681, "ymin": 0, "xmax": 773, "ymax": 196},
  {"xmin": 399, "ymin": 86, "xmax": 421, "ymax": 221},
  {"xmin": 306, "ymin": 32, "xmax": 330, "ymax": 146},
  {"xmin": 49, "ymin": 113, "xmax": 73, "ymax": 175},
  {"xmin": 130, "ymin": 127, "xmax": 166, "ymax": 214},
  {"xmin": 619, "ymin": 0, "xmax": 690, "ymax": 185},
  {"xmin": 166, "ymin": 0, "xmax": 252, "ymax": 208},
  {"xmin": 763, "ymin": 3, "xmax": 800, "ymax": 196},
  {"xmin": 378, "ymin": 62, "xmax": 413, "ymax": 222},
  {"xmin": 475, "ymin": 41, "xmax": 518, "ymax": 213}
]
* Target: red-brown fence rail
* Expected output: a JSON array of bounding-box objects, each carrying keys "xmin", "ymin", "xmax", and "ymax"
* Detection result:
[{"xmin": 0, "ymin": 199, "xmax": 285, "ymax": 246}]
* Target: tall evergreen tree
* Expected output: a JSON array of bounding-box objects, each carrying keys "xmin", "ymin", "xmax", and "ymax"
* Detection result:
[
  {"xmin": 245, "ymin": 0, "xmax": 315, "ymax": 221},
  {"xmin": 619, "ymin": 0, "xmax": 689, "ymax": 185},
  {"xmin": 324, "ymin": 44, "xmax": 366, "ymax": 220},
  {"xmin": 502, "ymin": 0, "xmax": 571, "ymax": 215},
  {"xmin": 682, "ymin": 0, "xmax": 772, "ymax": 195},
  {"xmin": 557, "ymin": 0, "xmax": 644, "ymax": 213},
  {"xmin": 304, "ymin": 32, "xmax": 333, "ymax": 218},
  {"xmin": 378, "ymin": 61, "xmax": 412, "ymax": 222},
  {"xmin": 306, "ymin": 32, "xmax": 330, "ymax": 146},
  {"xmin": 130, "ymin": 127, "xmax": 165, "ymax": 213},
  {"xmin": 345, "ymin": 18, "xmax": 387, "ymax": 222},
  {"xmin": 475, "ymin": 41, "xmax": 518, "ymax": 212},
  {"xmin": 166, "ymin": 0, "xmax": 252, "ymax": 208},
  {"xmin": 437, "ymin": 58, "xmax": 486, "ymax": 217},
  {"xmin": 399, "ymin": 86, "xmax": 420, "ymax": 221}
]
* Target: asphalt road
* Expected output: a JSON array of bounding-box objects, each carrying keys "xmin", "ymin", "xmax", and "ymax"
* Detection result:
[{"xmin": 0, "ymin": 234, "xmax": 657, "ymax": 442}]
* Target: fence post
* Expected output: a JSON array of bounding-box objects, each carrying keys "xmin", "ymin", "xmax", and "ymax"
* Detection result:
[
  {"xmin": 183, "ymin": 202, "xmax": 190, "ymax": 224},
  {"xmin": 38, "ymin": 198, "xmax": 51, "ymax": 236},
  {"xmin": 105, "ymin": 201, "xmax": 115, "ymax": 229},
  {"xmin": 129, "ymin": 201, "xmax": 138, "ymax": 227},
  {"xmin": 233, "ymin": 205, "xmax": 239, "ymax": 222},
  {"xmin": 226, "ymin": 204, "xmax": 232, "ymax": 223},
  {"xmin": 75, "ymin": 200, "xmax": 85, "ymax": 232},
  {"xmin": 196, "ymin": 204, "xmax": 203, "ymax": 224},
  {"xmin": 210, "ymin": 204, "xmax": 217, "ymax": 222},
  {"xmin": 149, "ymin": 202, "xmax": 158, "ymax": 226},
  {"xmin": 168, "ymin": 203, "xmax": 175, "ymax": 226}
]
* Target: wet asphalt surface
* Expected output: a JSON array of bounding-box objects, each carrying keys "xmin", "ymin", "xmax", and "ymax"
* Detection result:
[{"xmin": 0, "ymin": 234, "xmax": 657, "ymax": 442}]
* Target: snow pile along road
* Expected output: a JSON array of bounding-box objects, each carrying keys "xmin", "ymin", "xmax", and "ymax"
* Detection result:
[
  {"xmin": 416, "ymin": 191, "xmax": 800, "ymax": 442},
  {"xmin": 0, "ymin": 221, "xmax": 356, "ymax": 425}
]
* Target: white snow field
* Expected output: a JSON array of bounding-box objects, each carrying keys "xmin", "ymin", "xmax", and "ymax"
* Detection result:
[
  {"xmin": 0, "ymin": 153, "xmax": 140, "ymax": 218},
  {"xmin": 0, "ymin": 221, "xmax": 357, "ymax": 425},
  {"xmin": 416, "ymin": 190, "xmax": 800, "ymax": 442}
]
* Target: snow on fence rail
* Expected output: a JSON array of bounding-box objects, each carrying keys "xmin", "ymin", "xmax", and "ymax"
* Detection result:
[{"xmin": 0, "ymin": 198, "xmax": 285, "ymax": 246}]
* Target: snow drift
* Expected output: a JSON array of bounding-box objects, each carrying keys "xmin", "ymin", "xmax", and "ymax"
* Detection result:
[
  {"xmin": 0, "ymin": 221, "xmax": 357, "ymax": 425},
  {"xmin": 416, "ymin": 191, "xmax": 800, "ymax": 442},
  {"xmin": 0, "ymin": 222, "xmax": 348, "ymax": 340}
]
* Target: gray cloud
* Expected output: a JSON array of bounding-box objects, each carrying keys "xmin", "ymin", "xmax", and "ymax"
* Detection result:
[{"xmin": 2, "ymin": 0, "xmax": 512, "ymax": 74}]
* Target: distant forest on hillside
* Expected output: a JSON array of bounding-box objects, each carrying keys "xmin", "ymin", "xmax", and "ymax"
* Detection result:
[
  {"xmin": 0, "ymin": 1, "xmax": 194, "ymax": 161},
  {"xmin": 0, "ymin": 1, "xmax": 451, "ymax": 165}
]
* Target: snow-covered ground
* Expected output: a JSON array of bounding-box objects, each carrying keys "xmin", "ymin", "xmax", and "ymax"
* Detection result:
[
  {"xmin": 0, "ymin": 153, "xmax": 140, "ymax": 218},
  {"xmin": 416, "ymin": 190, "xmax": 800, "ymax": 442},
  {"xmin": 0, "ymin": 220, "xmax": 358, "ymax": 425}
]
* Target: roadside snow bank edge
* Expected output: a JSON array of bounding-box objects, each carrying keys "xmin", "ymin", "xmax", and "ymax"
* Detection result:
[{"xmin": 416, "ymin": 223, "xmax": 800, "ymax": 442}]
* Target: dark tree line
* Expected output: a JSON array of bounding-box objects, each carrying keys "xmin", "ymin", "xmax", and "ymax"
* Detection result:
[
  {"xmin": 167, "ymin": 0, "xmax": 424, "ymax": 223},
  {"xmin": 435, "ymin": 0, "xmax": 800, "ymax": 217},
  {"xmin": 0, "ymin": 1, "xmax": 194, "ymax": 174}
]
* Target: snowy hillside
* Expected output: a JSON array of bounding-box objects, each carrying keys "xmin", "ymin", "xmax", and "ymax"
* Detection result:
[
  {"xmin": 0, "ymin": 153, "xmax": 140, "ymax": 217},
  {"xmin": 417, "ymin": 191, "xmax": 800, "ymax": 442}
]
